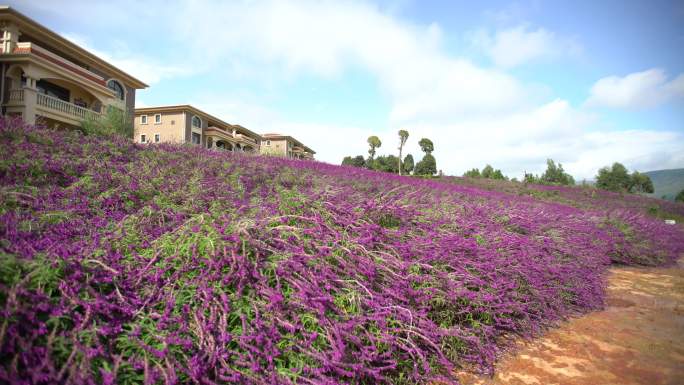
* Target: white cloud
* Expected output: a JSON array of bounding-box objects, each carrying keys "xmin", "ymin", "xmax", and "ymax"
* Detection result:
[
  {"xmin": 586, "ymin": 68, "xmax": 684, "ymax": 109},
  {"xmin": 169, "ymin": 1, "xmax": 552, "ymax": 125},
  {"xmin": 469, "ymin": 24, "xmax": 580, "ymax": 68},
  {"xmin": 60, "ymin": 33, "xmax": 190, "ymax": 85}
]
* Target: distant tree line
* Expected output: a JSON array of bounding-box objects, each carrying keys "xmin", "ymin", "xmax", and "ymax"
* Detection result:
[
  {"xmin": 344, "ymin": 137, "xmax": 664, "ymax": 199},
  {"xmin": 594, "ymin": 162, "xmax": 653, "ymax": 194},
  {"xmin": 460, "ymin": 158, "xmax": 658, "ymax": 198},
  {"xmin": 341, "ymin": 131, "xmax": 438, "ymax": 176},
  {"xmin": 463, "ymin": 164, "xmax": 507, "ymax": 180}
]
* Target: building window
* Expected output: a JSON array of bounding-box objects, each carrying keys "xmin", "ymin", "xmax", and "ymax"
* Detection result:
[
  {"xmin": 192, "ymin": 115, "xmax": 201, "ymax": 128},
  {"xmin": 107, "ymin": 79, "xmax": 125, "ymax": 100},
  {"xmin": 154, "ymin": 134, "xmax": 160, "ymax": 143},
  {"xmin": 154, "ymin": 114, "xmax": 162, "ymax": 124},
  {"xmin": 140, "ymin": 134, "xmax": 146, "ymax": 143},
  {"xmin": 140, "ymin": 115, "xmax": 148, "ymax": 124},
  {"xmin": 191, "ymin": 132, "xmax": 201, "ymax": 145},
  {"xmin": 266, "ymin": 140, "xmax": 270, "ymax": 146}
]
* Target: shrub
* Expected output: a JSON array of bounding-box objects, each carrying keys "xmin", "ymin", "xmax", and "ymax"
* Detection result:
[{"xmin": 80, "ymin": 106, "xmax": 133, "ymax": 138}]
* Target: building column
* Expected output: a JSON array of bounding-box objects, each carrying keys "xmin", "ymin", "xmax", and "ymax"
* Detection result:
[{"xmin": 22, "ymin": 76, "xmax": 38, "ymax": 125}]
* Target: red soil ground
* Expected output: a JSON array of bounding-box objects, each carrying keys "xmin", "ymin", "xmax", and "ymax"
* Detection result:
[{"xmin": 457, "ymin": 259, "xmax": 684, "ymax": 385}]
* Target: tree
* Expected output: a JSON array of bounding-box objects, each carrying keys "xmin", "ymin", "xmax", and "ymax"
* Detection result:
[
  {"xmin": 397, "ymin": 130, "xmax": 409, "ymax": 175},
  {"xmin": 523, "ymin": 172, "xmax": 539, "ymax": 184},
  {"xmin": 477, "ymin": 164, "xmax": 507, "ymax": 180},
  {"xmin": 371, "ymin": 155, "xmax": 400, "ymax": 173},
  {"xmin": 595, "ymin": 162, "xmax": 632, "ymax": 192},
  {"xmin": 481, "ymin": 164, "xmax": 494, "ymax": 179},
  {"xmin": 491, "ymin": 169, "xmax": 506, "ymax": 180},
  {"xmin": 342, "ymin": 155, "xmax": 366, "ymax": 168},
  {"xmin": 540, "ymin": 159, "xmax": 575, "ymax": 185},
  {"xmin": 402, "ymin": 154, "xmax": 414, "ymax": 175},
  {"xmin": 418, "ymin": 138, "xmax": 434, "ymax": 154},
  {"xmin": 367, "ymin": 136, "xmax": 381, "ymax": 161},
  {"xmin": 464, "ymin": 168, "xmax": 481, "ymax": 178},
  {"xmin": 676, "ymin": 189, "xmax": 684, "ymax": 203},
  {"xmin": 629, "ymin": 171, "xmax": 654, "ymax": 194},
  {"xmin": 414, "ymin": 153, "xmax": 437, "ymax": 176}
]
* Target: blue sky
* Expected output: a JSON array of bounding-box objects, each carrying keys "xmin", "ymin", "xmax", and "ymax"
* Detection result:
[{"xmin": 12, "ymin": 0, "xmax": 684, "ymax": 179}]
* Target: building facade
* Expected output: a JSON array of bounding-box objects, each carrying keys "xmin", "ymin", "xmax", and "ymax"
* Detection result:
[
  {"xmin": 0, "ymin": 6, "xmax": 147, "ymax": 128},
  {"xmin": 134, "ymin": 105, "xmax": 262, "ymax": 153},
  {"xmin": 260, "ymin": 133, "xmax": 315, "ymax": 160}
]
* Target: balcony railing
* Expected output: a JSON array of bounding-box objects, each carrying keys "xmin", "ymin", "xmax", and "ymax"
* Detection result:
[
  {"xmin": 36, "ymin": 93, "xmax": 101, "ymax": 121},
  {"xmin": 7, "ymin": 89, "xmax": 24, "ymax": 103},
  {"xmin": 235, "ymin": 133, "xmax": 257, "ymax": 145}
]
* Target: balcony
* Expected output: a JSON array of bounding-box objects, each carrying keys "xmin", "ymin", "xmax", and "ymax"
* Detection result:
[
  {"xmin": 235, "ymin": 133, "xmax": 257, "ymax": 145},
  {"xmin": 37, "ymin": 93, "xmax": 100, "ymax": 121},
  {"xmin": 4, "ymin": 88, "xmax": 101, "ymax": 125}
]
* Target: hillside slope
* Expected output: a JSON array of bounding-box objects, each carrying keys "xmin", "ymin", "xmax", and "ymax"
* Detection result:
[
  {"xmin": 1, "ymin": 119, "xmax": 683, "ymax": 384},
  {"xmin": 644, "ymin": 168, "xmax": 684, "ymax": 200}
]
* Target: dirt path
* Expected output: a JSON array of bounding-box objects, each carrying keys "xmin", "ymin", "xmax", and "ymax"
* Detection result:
[{"xmin": 457, "ymin": 261, "xmax": 684, "ymax": 385}]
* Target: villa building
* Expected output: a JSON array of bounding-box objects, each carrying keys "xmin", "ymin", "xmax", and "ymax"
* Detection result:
[
  {"xmin": 260, "ymin": 133, "xmax": 315, "ymax": 160},
  {"xmin": 134, "ymin": 105, "xmax": 262, "ymax": 153},
  {"xmin": 0, "ymin": 6, "xmax": 147, "ymax": 128}
]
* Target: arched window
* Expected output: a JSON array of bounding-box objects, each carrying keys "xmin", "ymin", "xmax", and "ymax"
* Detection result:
[
  {"xmin": 192, "ymin": 116, "xmax": 201, "ymax": 128},
  {"xmin": 107, "ymin": 79, "xmax": 125, "ymax": 100}
]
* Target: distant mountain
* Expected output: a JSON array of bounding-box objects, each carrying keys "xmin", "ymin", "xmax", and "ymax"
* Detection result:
[{"xmin": 644, "ymin": 168, "xmax": 684, "ymax": 201}]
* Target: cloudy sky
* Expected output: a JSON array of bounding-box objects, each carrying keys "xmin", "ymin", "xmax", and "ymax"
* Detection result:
[{"xmin": 13, "ymin": 0, "xmax": 684, "ymax": 179}]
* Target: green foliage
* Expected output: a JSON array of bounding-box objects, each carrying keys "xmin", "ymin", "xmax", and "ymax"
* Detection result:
[
  {"xmin": 491, "ymin": 169, "xmax": 505, "ymax": 180},
  {"xmin": 596, "ymin": 162, "xmax": 631, "ymax": 192},
  {"xmin": 523, "ymin": 172, "xmax": 539, "ymax": 184},
  {"xmin": 80, "ymin": 107, "xmax": 133, "ymax": 138},
  {"xmin": 414, "ymin": 153, "xmax": 437, "ymax": 176},
  {"xmin": 371, "ymin": 155, "xmax": 400, "ymax": 173},
  {"xmin": 629, "ymin": 171, "xmax": 654, "ymax": 194},
  {"xmin": 367, "ymin": 136, "xmax": 381, "ymax": 159},
  {"xmin": 464, "ymin": 168, "xmax": 481, "ymax": 178},
  {"xmin": 398, "ymin": 130, "xmax": 409, "ymax": 146},
  {"xmin": 540, "ymin": 159, "xmax": 575, "ymax": 186},
  {"xmin": 341, "ymin": 155, "xmax": 366, "ymax": 168},
  {"xmin": 418, "ymin": 138, "xmax": 434, "ymax": 154},
  {"xmin": 676, "ymin": 189, "xmax": 684, "ymax": 203},
  {"xmin": 479, "ymin": 165, "xmax": 506, "ymax": 180},
  {"xmin": 402, "ymin": 154, "xmax": 414, "ymax": 175},
  {"xmin": 481, "ymin": 165, "xmax": 494, "ymax": 178},
  {"xmin": 596, "ymin": 163, "xmax": 654, "ymax": 194}
]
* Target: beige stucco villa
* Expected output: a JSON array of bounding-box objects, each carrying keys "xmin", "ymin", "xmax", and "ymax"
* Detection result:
[
  {"xmin": 0, "ymin": 6, "xmax": 147, "ymax": 128},
  {"xmin": 134, "ymin": 105, "xmax": 262, "ymax": 153},
  {"xmin": 260, "ymin": 133, "xmax": 315, "ymax": 160}
]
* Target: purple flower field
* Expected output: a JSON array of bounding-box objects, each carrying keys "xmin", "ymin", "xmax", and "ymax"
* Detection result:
[{"xmin": 1, "ymin": 118, "xmax": 683, "ymax": 384}]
